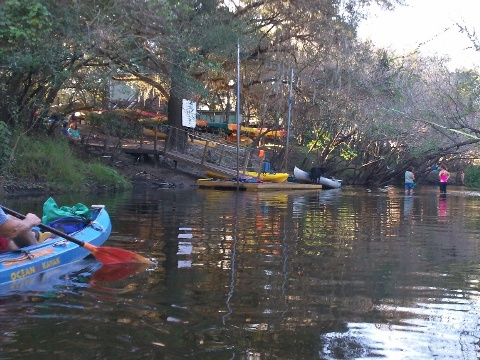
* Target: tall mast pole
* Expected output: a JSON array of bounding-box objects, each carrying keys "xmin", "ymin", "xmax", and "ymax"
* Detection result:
[
  {"xmin": 285, "ymin": 68, "xmax": 293, "ymax": 172},
  {"xmin": 236, "ymin": 41, "xmax": 241, "ymax": 189}
]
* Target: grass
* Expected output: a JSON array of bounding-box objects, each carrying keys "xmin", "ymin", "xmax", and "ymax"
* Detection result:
[{"xmin": 8, "ymin": 135, "xmax": 132, "ymax": 192}]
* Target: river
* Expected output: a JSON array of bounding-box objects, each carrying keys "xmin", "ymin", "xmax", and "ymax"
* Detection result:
[{"xmin": 1, "ymin": 185, "xmax": 480, "ymax": 359}]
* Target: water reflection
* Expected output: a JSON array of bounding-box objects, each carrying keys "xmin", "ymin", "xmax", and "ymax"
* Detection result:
[
  {"xmin": 403, "ymin": 194, "xmax": 413, "ymax": 220},
  {"xmin": 438, "ymin": 193, "xmax": 447, "ymax": 222},
  {"xmin": 1, "ymin": 187, "xmax": 480, "ymax": 358}
]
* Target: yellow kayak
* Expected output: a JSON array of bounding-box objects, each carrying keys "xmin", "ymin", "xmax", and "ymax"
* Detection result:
[
  {"xmin": 245, "ymin": 171, "xmax": 289, "ymax": 183},
  {"xmin": 225, "ymin": 134, "xmax": 253, "ymax": 146},
  {"xmin": 192, "ymin": 138, "xmax": 217, "ymax": 148},
  {"xmin": 206, "ymin": 171, "xmax": 289, "ymax": 183},
  {"xmin": 142, "ymin": 127, "xmax": 167, "ymax": 139}
]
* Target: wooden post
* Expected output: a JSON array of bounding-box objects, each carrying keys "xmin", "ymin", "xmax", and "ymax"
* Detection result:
[
  {"xmin": 218, "ymin": 145, "xmax": 225, "ymax": 166},
  {"xmin": 164, "ymin": 126, "xmax": 173, "ymax": 152},
  {"xmin": 153, "ymin": 124, "xmax": 158, "ymax": 150},
  {"xmin": 257, "ymin": 159, "xmax": 264, "ymax": 177},
  {"xmin": 153, "ymin": 124, "xmax": 158, "ymax": 168},
  {"xmin": 242, "ymin": 148, "xmax": 251, "ymax": 173},
  {"xmin": 201, "ymin": 141, "xmax": 209, "ymax": 165},
  {"xmin": 182, "ymin": 129, "xmax": 188, "ymax": 154},
  {"xmin": 82, "ymin": 135, "xmax": 89, "ymax": 151}
]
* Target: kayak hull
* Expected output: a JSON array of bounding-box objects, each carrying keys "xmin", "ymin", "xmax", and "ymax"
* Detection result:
[
  {"xmin": 206, "ymin": 171, "xmax": 289, "ymax": 183},
  {"xmin": 0, "ymin": 206, "xmax": 111, "ymax": 287},
  {"xmin": 245, "ymin": 171, "xmax": 289, "ymax": 183},
  {"xmin": 293, "ymin": 166, "xmax": 311, "ymax": 183},
  {"xmin": 293, "ymin": 166, "xmax": 342, "ymax": 189}
]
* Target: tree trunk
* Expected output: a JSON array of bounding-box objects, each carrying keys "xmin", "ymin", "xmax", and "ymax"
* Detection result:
[{"xmin": 166, "ymin": 83, "xmax": 188, "ymax": 152}]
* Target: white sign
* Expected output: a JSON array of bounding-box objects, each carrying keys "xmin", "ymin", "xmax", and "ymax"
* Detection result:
[{"xmin": 182, "ymin": 99, "xmax": 197, "ymax": 128}]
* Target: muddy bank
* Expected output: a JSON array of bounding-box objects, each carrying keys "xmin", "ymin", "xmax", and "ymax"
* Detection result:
[
  {"xmin": 113, "ymin": 153, "xmax": 203, "ymax": 189},
  {"xmin": 1, "ymin": 153, "xmax": 203, "ymax": 198}
]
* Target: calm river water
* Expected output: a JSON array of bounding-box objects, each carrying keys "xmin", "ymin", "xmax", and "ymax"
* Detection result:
[{"xmin": 2, "ymin": 185, "xmax": 480, "ymax": 359}]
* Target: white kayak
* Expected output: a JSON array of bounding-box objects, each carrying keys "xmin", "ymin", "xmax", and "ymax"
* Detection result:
[{"xmin": 293, "ymin": 166, "xmax": 342, "ymax": 189}]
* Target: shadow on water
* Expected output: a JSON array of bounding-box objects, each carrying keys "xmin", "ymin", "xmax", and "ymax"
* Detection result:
[{"xmin": 2, "ymin": 186, "xmax": 480, "ymax": 358}]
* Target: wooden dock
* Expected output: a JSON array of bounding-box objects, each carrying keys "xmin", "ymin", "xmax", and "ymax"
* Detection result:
[
  {"xmin": 81, "ymin": 126, "xmax": 309, "ymax": 186},
  {"xmin": 197, "ymin": 179, "xmax": 323, "ymax": 191}
]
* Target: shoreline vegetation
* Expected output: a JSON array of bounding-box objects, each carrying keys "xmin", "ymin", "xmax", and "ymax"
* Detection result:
[
  {"xmin": 0, "ymin": 133, "xmax": 201, "ymax": 198},
  {"xmin": 0, "ymin": 122, "xmax": 469, "ymax": 198},
  {"xmin": 2, "ymin": 0, "xmax": 480, "ymax": 202},
  {"xmin": 1, "ymin": 138, "xmax": 466, "ymax": 198}
]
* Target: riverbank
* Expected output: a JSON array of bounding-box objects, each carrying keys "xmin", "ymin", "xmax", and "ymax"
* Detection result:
[
  {"xmin": 1, "ymin": 149, "xmax": 203, "ymax": 198},
  {"xmin": 111, "ymin": 151, "xmax": 203, "ymax": 189}
]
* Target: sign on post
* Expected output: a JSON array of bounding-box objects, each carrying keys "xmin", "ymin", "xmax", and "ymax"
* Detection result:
[{"xmin": 182, "ymin": 100, "xmax": 197, "ymax": 128}]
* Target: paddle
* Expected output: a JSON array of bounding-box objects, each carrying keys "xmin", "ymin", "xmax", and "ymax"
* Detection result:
[
  {"xmin": 1, "ymin": 206, "xmax": 153, "ymax": 265},
  {"xmin": 91, "ymin": 263, "xmax": 152, "ymax": 282}
]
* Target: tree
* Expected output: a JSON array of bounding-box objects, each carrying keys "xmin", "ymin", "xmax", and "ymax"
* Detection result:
[{"xmin": 10, "ymin": 0, "xmax": 480, "ymax": 187}]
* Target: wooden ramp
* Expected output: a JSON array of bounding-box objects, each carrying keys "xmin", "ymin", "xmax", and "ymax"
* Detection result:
[
  {"xmin": 197, "ymin": 180, "xmax": 323, "ymax": 191},
  {"xmin": 163, "ymin": 150, "xmax": 239, "ymax": 178},
  {"xmin": 82, "ymin": 125, "xmax": 281, "ymax": 180},
  {"xmin": 162, "ymin": 127, "xmax": 265, "ymax": 178}
]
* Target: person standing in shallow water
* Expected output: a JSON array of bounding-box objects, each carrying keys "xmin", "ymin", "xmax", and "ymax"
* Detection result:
[
  {"xmin": 438, "ymin": 164, "xmax": 450, "ymax": 194},
  {"xmin": 404, "ymin": 166, "xmax": 415, "ymax": 195}
]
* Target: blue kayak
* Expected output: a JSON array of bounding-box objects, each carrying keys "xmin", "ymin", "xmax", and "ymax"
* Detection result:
[{"xmin": 0, "ymin": 205, "xmax": 111, "ymax": 287}]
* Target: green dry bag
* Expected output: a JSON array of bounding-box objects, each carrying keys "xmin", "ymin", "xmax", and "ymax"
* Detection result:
[{"xmin": 41, "ymin": 197, "xmax": 91, "ymax": 225}]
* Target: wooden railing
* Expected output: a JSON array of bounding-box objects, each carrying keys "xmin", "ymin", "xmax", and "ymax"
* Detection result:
[
  {"xmin": 79, "ymin": 124, "xmax": 265, "ymax": 177},
  {"xmin": 164, "ymin": 126, "xmax": 264, "ymax": 177}
]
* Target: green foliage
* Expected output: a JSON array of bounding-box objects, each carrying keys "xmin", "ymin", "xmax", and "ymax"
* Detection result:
[
  {"xmin": 306, "ymin": 132, "xmax": 357, "ymax": 161},
  {"xmin": 365, "ymin": 122, "xmax": 402, "ymax": 138},
  {"xmin": 306, "ymin": 134, "xmax": 329, "ymax": 152},
  {"xmin": 9, "ymin": 136, "xmax": 131, "ymax": 192},
  {"xmin": 0, "ymin": 0, "xmax": 477, "ymax": 189},
  {"xmin": 12, "ymin": 137, "xmax": 80, "ymax": 185},
  {"xmin": 86, "ymin": 111, "xmax": 142, "ymax": 139},
  {"xmin": 339, "ymin": 144, "xmax": 357, "ymax": 161},
  {"xmin": 464, "ymin": 166, "xmax": 480, "ymax": 189},
  {"xmin": 0, "ymin": 0, "xmax": 52, "ymax": 48},
  {"xmin": 338, "ymin": 168, "xmax": 356, "ymax": 183},
  {"xmin": 410, "ymin": 140, "xmax": 439, "ymax": 159},
  {"xmin": 85, "ymin": 163, "xmax": 131, "ymax": 189},
  {"xmin": 0, "ymin": 122, "xmax": 12, "ymax": 173}
]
